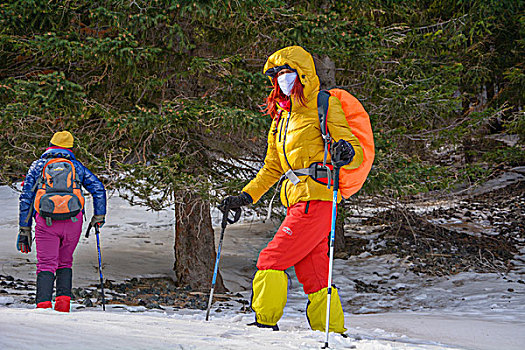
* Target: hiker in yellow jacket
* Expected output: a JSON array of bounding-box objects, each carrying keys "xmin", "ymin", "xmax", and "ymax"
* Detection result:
[{"xmin": 220, "ymin": 46, "xmax": 363, "ymax": 332}]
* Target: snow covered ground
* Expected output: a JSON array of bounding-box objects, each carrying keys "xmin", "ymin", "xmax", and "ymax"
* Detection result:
[{"xmin": 1, "ymin": 185, "xmax": 524, "ymax": 349}]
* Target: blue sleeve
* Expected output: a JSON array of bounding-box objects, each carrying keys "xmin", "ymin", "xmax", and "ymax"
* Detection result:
[
  {"xmin": 78, "ymin": 163, "xmax": 107, "ymax": 216},
  {"xmin": 19, "ymin": 160, "xmax": 42, "ymax": 227}
]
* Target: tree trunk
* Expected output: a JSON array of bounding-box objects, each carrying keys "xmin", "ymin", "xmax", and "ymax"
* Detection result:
[
  {"xmin": 173, "ymin": 192, "xmax": 227, "ymax": 292},
  {"xmin": 313, "ymin": 55, "xmax": 336, "ymax": 90},
  {"xmin": 334, "ymin": 205, "xmax": 346, "ymax": 256}
]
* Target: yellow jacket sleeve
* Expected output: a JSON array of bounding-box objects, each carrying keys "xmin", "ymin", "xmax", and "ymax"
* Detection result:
[
  {"xmin": 242, "ymin": 119, "xmax": 284, "ymax": 203},
  {"xmin": 327, "ymin": 96, "xmax": 363, "ymax": 170}
]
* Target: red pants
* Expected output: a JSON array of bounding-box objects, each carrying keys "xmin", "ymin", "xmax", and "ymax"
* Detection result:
[{"xmin": 257, "ymin": 200, "xmax": 331, "ymax": 294}]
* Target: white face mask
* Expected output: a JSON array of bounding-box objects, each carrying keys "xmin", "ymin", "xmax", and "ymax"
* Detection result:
[{"xmin": 277, "ymin": 72, "xmax": 297, "ymax": 96}]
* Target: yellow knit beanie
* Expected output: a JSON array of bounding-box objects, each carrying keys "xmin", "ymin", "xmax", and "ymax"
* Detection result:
[{"xmin": 50, "ymin": 131, "xmax": 74, "ymax": 148}]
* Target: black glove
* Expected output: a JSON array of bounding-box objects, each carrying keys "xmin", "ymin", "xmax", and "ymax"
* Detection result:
[
  {"xmin": 17, "ymin": 226, "xmax": 32, "ymax": 253},
  {"xmin": 89, "ymin": 215, "xmax": 106, "ymax": 228},
  {"xmin": 85, "ymin": 215, "xmax": 106, "ymax": 238},
  {"xmin": 331, "ymin": 139, "xmax": 355, "ymax": 168},
  {"xmin": 219, "ymin": 192, "xmax": 252, "ymax": 213}
]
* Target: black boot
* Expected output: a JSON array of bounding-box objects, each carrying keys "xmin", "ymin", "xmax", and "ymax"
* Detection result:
[
  {"xmin": 247, "ymin": 321, "xmax": 279, "ymax": 331},
  {"xmin": 36, "ymin": 271, "xmax": 55, "ymax": 307},
  {"xmin": 55, "ymin": 268, "xmax": 72, "ymax": 298}
]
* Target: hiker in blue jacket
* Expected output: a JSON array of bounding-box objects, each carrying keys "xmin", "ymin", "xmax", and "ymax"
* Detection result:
[{"xmin": 18, "ymin": 131, "xmax": 107, "ymax": 311}]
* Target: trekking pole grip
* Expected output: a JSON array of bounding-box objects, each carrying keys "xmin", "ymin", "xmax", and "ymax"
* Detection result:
[
  {"xmin": 221, "ymin": 207, "xmax": 229, "ymax": 229},
  {"xmin": 333, "ymin": 166, "xmax": 341, "ymax": 191},
  {"xmin": 85, "ymin": 223, "xmax": 92, "ymax": 238}
]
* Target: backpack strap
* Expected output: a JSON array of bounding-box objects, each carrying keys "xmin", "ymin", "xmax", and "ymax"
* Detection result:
[
  {"xmin": 24, "ymin": 177, "xmax": 42, "ymax": 224},
  {"xmin": 317, "ymin": 90, "xmax": 333, "ymax": 188},
  {"xmin": 317, "ymin": 90, "xmax": 331, "ymax": 142}
]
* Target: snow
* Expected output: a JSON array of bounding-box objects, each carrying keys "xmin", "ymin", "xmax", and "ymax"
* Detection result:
[
  {"xmin": 1, "ymin": 185, "xmax": 525, "ymax": 349},
  {"xmin": 0, "ymin": 296, "xmax": 15, "ymax": 305},
  {"xmin": 0, "ymin": 307, "xmax": 461, "ymax": 350}
]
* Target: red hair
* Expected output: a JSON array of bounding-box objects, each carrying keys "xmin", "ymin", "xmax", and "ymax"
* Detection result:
[{"xmin": 263, "ymin": 74, "xmax": 306, "ymax": 119}]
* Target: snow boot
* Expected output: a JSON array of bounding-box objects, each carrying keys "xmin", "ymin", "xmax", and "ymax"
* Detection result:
[
  {"xmin": 55, "ymin": 268, "xmax": 72, "ymax": 312},
  {"xmin": 54, "ymin": 296, "xmax": 71, "ymax": 312},
  {"xmin": 36, "ymin": 271, "xmax": 54, "ymax": 308},
  {"xmin": 247, "ymin": 321, "xmax": 279, "ymax": 331},
  {"xmin": 36, "ymin": 301, "xmax": 52, "ymax": 309}
]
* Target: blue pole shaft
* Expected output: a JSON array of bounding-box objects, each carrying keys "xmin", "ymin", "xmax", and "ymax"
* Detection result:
[
  {"xmin": 206, "ymin": 225, "xmax": 226, "ymax": 321},
  {"xmin": 95, "ymin": 225, "xmax": 106, "ymax": 311}
]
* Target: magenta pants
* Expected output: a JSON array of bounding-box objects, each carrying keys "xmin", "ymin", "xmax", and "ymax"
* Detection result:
[{"xmin": 35, "ymin": 213, "xmax": 83, "ymax": 274}]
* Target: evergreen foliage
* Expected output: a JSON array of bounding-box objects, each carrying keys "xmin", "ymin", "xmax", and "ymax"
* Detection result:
[{"xmin": 1, "ymin": 0, "xmax": 523, "ymax": 206}]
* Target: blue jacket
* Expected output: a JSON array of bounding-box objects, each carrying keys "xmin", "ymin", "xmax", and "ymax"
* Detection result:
[{"xmin": 19, "ymin": 148, "xmax": 107, "ymax": 227}]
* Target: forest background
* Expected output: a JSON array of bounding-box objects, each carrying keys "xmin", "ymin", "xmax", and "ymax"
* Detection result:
[{"xmin": 1, "ymin": 0, "xmax": 523, "ymax": 290}]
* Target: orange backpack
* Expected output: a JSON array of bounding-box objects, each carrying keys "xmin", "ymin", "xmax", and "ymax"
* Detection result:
[
  {"xmin": 34, "ymin": 158, "xmax": 85, "ymax": 226},
  {"xmin": 318, "ymin": 89, "xmax": 375, "ymax": 198}
]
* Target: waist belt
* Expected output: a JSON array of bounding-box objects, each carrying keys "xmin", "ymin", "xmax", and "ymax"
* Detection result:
[{"xmin": 284, "ymin": 163, "xmax": 332, "ymax": 187}]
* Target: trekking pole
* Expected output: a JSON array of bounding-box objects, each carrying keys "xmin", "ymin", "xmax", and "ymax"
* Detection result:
[
  {"xmin": 322, "ymin": 166, "xmax": 340, "ymax": 349},
  {"xmin": 86, "ymin": 223, "xmax": 106, "ymax": 311},
  {"xmin": 94, "ymin": 224, "xmax": 106, "ymax": 311},
  {"xmin": 205, "ymin": 206, "xmax": 241, "ymax": 321}
]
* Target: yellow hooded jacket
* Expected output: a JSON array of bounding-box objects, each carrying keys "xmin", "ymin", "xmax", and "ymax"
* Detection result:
[{"xmin": 243, "ymin": 46, "xmax": 363, "ymax": 207}]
